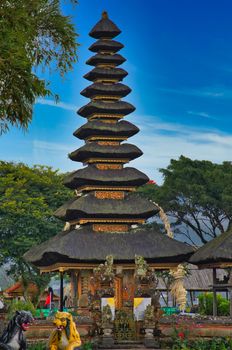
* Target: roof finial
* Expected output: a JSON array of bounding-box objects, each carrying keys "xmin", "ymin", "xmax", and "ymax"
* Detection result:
[{"xmin": 102, "ymin": 11, "xmax": 108, "ymax": 19}]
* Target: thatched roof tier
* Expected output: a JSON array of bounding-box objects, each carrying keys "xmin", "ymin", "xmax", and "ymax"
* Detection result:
[
  {"xmin": 54, "ymin": 192, "xmax": 158, "ymax": 221},
  {"xmin": 77, "ymin": 100, "xmax": 135, "ymax": 118},
  {"xmin": 24, "ymin": 225, "xmax": 194, "ymax": 268},
  {"xmin": 73, "ymin": 120, "xmax": 139, "ymax": 140},
  {"xmin": 81, "ymin": 83, "xmax": 131, "ymax": 99},
  {"xmin": 84, "ymin": 67, "xmax": 128, "ymax": 82},
  {"xmin": 89, "ymin": 39, "xmax": 124, "ymax": 53},
  {"xmin": 86, "ymin": 53, "xmax": 126, "ymax": 67},
  {"xmin": 64, "ymin": 166, "xmax": 149, "ymax": 189},
  {"xmin": 89, "ymin": 12, "xmax": 121, "ymax": 39},
  {"xmin": 189, "ymin": 230, "xmax": 232, "ymax": 268},
  {"xmin": 69, "ymin": 142, "xmax": 142, "ymax": 163}
]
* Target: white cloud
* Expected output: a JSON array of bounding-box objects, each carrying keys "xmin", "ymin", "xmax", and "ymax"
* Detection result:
[
  {"xmin": 157, "ymin": 87, "xmax": 227, "ymax": 98},
  {"xmin": 32, "ymin": 140, "xmax": 80, "ymax": 173},
  {"xmin": 33, "ymin": 140, "xmax": 72, "ymax": 153},
  {"xmin": 187, "ymin": 111, "xmax": 216, "ymax": 119},
  {"xmin": 36, "ymin": 98, "xmax": 79, "ymax": 112},
  {"xmin": 128, "ymin": 116, "xmax": 232, "ymax": 184}
]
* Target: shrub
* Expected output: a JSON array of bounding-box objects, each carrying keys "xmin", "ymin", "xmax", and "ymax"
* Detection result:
[
  {"xmin": 198, "ymin": 293, "xmax": 229, "ymax": 316},
  {"xmin": 172, "ymin": 337, "xmax": 232, "ymax": 349},
  {"xmin": 28, "ymin": 343, "xmax": 46, "ymax": 350},
  {"xmin": 81, "ymin": 342, "xmax": 93, "ymax": 350},
  {"xmin": 6, "ymin": 299, "xmax": 36, "ymax": 320}
]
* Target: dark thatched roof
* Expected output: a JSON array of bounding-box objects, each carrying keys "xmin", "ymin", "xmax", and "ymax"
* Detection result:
[
  {"xmin": 81, "ymin": 83, "xmax": 131, "ymax": 98},
  {"xmin": 77, "ymin": 100, "xmax": 135, "ymax": 118},
  {"xmin": 64, "ymin": 165, "xmax": 148, "ymax": 189},
  {"xmin": 24, "ymin": 225, "xmax": 194, "ymax": 267},
  {"xmin": 54, "ymin": 192, "xmax": 158, "ymax": 221},
  {"xmin": 189, "ymin": 229, "xmax": 232, "ymax": 267},
  {"xmin": 89, "ymin": 39, "xmax": 124, "ymax": 53},
  {"xmin": 69, "ymin": 143, "xmax": 142, "ymax": 162},
  {"xmin": 73, "ymin": 120, "xmax": 139, "ymax": 140},
  {"xmin": 89, "ymin": 12, "xmax": 121, "ymax": 39},
  {"xmin": 86, "ymin": 53, "xmax": 126, "ymax": 67},
  {"xmin": 84, "ymin": 67, "xmax": 128, "ymax": 82}
]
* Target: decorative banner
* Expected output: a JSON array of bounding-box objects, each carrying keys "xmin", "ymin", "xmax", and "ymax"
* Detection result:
[
  {"xmin": 134, "ymin": 297, "xmax": 151, "ymax": 320},
  {"xmin": 101, "ymin": 297, "xmax": 115, "ymax": 319}
]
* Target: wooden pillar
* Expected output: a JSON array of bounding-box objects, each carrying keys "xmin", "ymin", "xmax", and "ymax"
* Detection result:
[
  {"xmin": 229, "ymin": 288, "xmax": 232, "ymax": 318},
  {"xmin": 115, "ymin": 276, "xmax": 123, "ymax": 309},
  {"xmin": 212, "ymin": 268, "xmax": 217, "ymax": 317},
  {"xmin": 189, "ymin": 290, "xmax": 193, "ymax": 307},
  {"xmin": 227, "ymin": 268, "xmax": 232, "ymax": 318},
  {"xmin": 60, "ymin": 270, "xmax": 64, "ymax": 311}
]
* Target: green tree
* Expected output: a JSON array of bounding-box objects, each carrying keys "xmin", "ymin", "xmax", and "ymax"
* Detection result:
[
  {"xmin": 0, "ymin": 161, "xmax": 72, "ymax": 295},
  {"xmin": 139, "ymin": 156, "xmax": 232, "ymax": 245},
  {"xmin": 0, "ymin": 0, "xmax": 78, "ymax": 133}
]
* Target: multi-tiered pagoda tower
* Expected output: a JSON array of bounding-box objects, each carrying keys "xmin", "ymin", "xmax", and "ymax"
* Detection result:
[
  {"xmin": 56, "ymin": 11, "xmax": 158, "ymax": 234},
  {"xmin": 25, "ymin": 12, "xmax": 193, "ymax": 312}
]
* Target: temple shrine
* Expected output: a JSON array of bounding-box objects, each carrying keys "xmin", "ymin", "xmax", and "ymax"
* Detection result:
[{"xmin": 25, "ymin": 12, "xmax": 194, "ymax": 343}]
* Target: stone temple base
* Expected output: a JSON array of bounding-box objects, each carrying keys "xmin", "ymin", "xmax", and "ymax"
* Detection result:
[
  {"xmin": 144, "ymin": 337, "xmax": 160, "ymax": 348},
  {"xmin": 101, "ymin": 336, "xmax": 114, "ymax": 348}
]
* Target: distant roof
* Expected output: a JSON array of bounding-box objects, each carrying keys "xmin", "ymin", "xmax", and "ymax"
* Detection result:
[
  {"xmin": 157, "ymin": 264, "xmax": 227, "ymax": 291},
  {"xmin": 3, "ymin": 281, "xmax": 59, "ymax": 300},
  {"xmin": 4, "ymin": 281, "xmax": 22, "ymax": 294},
  {"xmin": 190, "ymin": 229, "xmax": 232, "ymax": 267}
]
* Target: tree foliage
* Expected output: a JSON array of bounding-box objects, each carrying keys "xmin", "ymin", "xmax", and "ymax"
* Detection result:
[
  {"xmin": 0, "ymin": 0, "xmax": 78, "ymax": 133},
  {"xmin": 0, "ymin": 161, "xmax": 72, "ymax": 285},
  {"xmin": 139, "ymin": 156, "xmax": 232, "ymax": 245}
]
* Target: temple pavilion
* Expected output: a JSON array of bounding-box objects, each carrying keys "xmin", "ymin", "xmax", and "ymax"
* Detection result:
[
  {"xmin": 24, "ymin": 12, "xmax": 193, "ymax": 317},
  {"xmin": 190, "ymin": 229, "xmax": 232, "ymax": 317}
]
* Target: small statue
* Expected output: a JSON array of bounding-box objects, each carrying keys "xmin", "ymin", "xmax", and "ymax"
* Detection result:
[
  {"xmin": 144, "ymin": 303, "xmax": 163, "ymax": 336},
  {"xmin": 170, "ymin": 265, "xmax": 187, "ymax": 312},
  {"xmin": 101, "ymin": 305, "xmax": 112, "ymax": 326},
  {"xmin": 104, "ymin": 255, "xmax": 114, "ymax": 277},
  {"xmin": 0, "ymin": 310, "xmax": 34, "ymax": 350},
  {"xmin": 135, "ymin": 255, "xmax": 149, "ymax": 278},
  {"xmin": 48, "ymin": 311, "xmax": 81, "ymax": 350},
  {"xmin": 144, "ymin": 304, "xmax": 155, "ymax": 326},
  {"xmin": 93, "ymin": 255, "xmax": 114, "ymax": 282}
]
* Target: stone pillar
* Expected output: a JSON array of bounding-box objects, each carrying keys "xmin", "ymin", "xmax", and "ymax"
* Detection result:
[
  {"xmin": 78, "ymin": 270, "xmax": 90, "ymax": 316},
  {"xmin": 101, "ymin": 325, "xmax": 114, "ymax": 348},
  {"xmin": 71, "ymin": 270, "xmax": 78, "ymax": 311}
]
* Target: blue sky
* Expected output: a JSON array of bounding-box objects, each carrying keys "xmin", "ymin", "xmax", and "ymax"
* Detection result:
[{"xmin": 1, "ymin": 0, "xmax": 232, "ymax": 184}]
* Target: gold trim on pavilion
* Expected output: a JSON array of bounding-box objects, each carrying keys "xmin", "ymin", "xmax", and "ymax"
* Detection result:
[
  {"xmin": 84, "ymin": 158, "xmax": 129, "ymax": 164},
  {"xmin": 94, "ymin": 191, "xmax": 124, "ymax": 199}
]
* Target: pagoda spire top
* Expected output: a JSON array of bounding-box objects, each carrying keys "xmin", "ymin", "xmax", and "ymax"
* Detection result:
[
  {"xmin": 89, "ymin": 11, "xmax": 121, "ymax": 39},
  {"xmin": 102, "ymin": 11, "xmax": 108, "ymax": 19}
]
